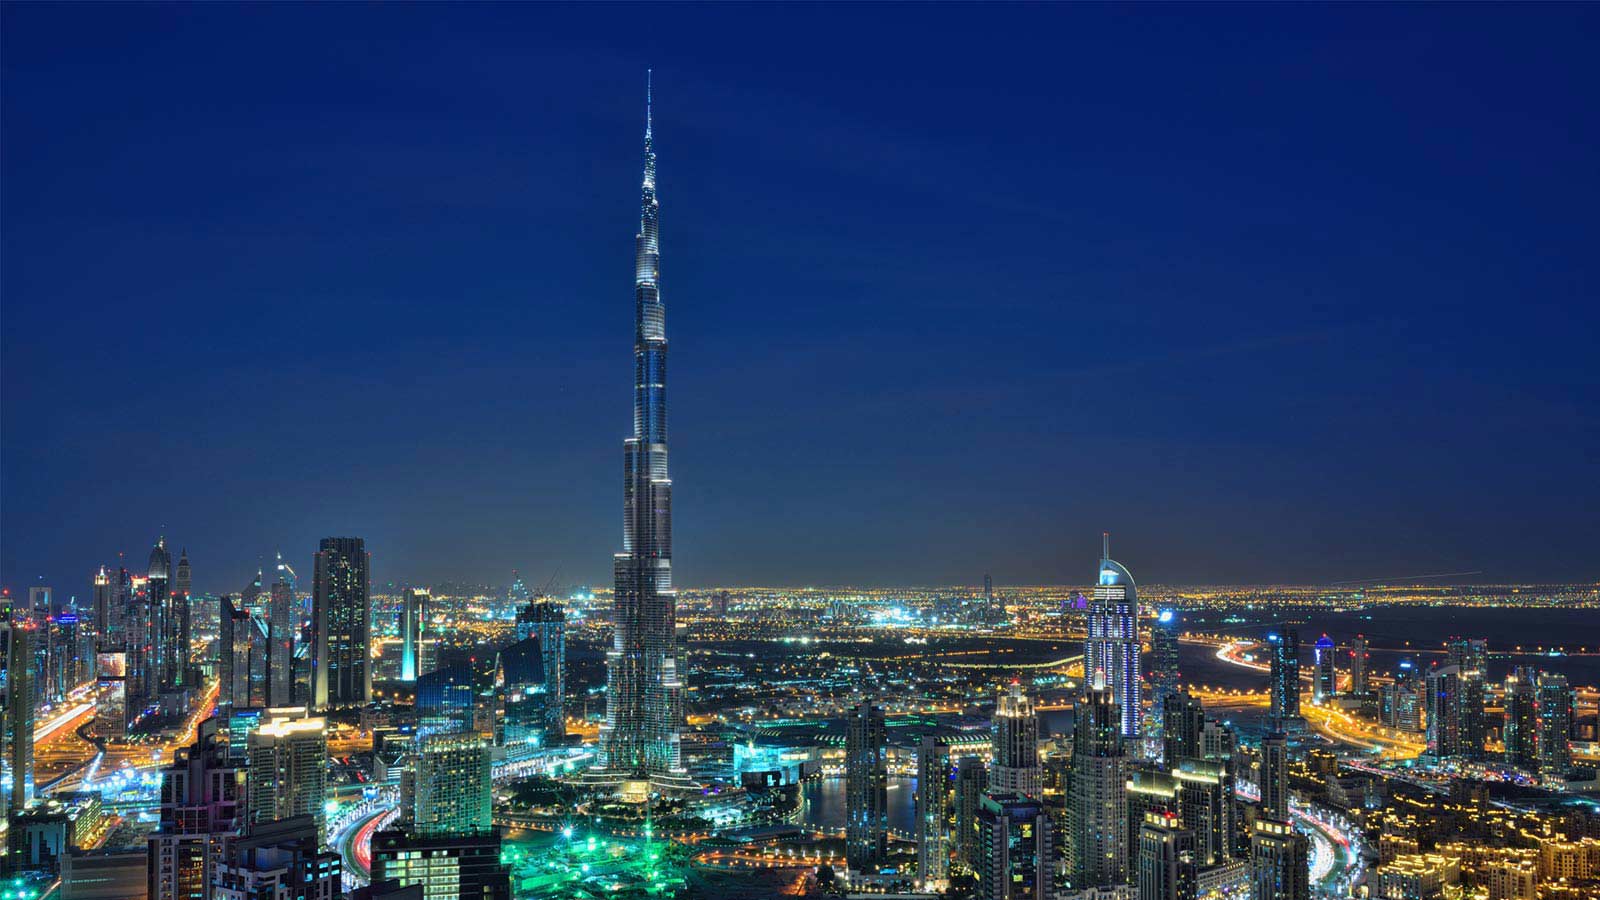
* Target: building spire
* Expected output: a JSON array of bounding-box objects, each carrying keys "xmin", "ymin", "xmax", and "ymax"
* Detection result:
[
  {"xmin": 645, "ymin": 68, "xmax": 653, "ymax": 141},
  {"xmin": 1102, "ymin": 531, "xmax": 1110, "ymax": 561}
]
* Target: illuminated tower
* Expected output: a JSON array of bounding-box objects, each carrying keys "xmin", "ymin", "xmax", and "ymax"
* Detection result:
[
  {"xmin": 1349, "ymin": 635, "xmax": 1369, "ymax": 695},
  {"xmin": 1259, "ymin": 731, "xmax": 1289, "ymax": 821},
  {"xmin": 992, "ymin": 681, "xmax": 1042, "ymax": 798},
  {"xmin": 1085, "ymin": 532, "xmax": 1141, "ymax": 739},
  {"xmin": 1147, "ymin": 609, "xmax": 1182, "ymax": 739},
  {"xmin": 1069, "ymin": 672, "xmax": 1128, "ymax": 888},
  {"xmin": 400, "ymin": 587, "xmax": 428, "ymax": 682},
  {"xmin": 267, "ymin": 576, "xmax": 295, "ymax": 706},
  {"xmin": 1503, "ymin": 667, "xmax": 1538, "ymax": 772},
  {"xmin": 1312, "ymin": 635, "xmax": 1335, "ymax": 704},
  {"xmin": 148, "ymin": 536, "xmax": 178, "ymax": 689},
  {"xmin": 513, "ymin": 601, "xmax": 566, "ymax": 739},
  {"xmin": 174, "ymin": 549, "xmax": 193, "ymax": 679},
  {"xmin": 1535, "ymin": 672, "xmax": 1573, "ymax": 778},
  {"xmin": 599, "ymin": 72, "xmax": 685, "ymax": 781},
  {"xmin": 1, "ymin": 607, "xmax": 35, "ymax": 814},
  {"xmin": 915, "ymin": 735, "xmax": 952, "ymax": 890},
  {"xmin": 311, "ymin": 537, "xmax": 370, "ymax": 709},
  {"xmin": 846, "ymin": 702, "xmax": 889, "ymax": 875},
  {"xmin": 1266, "ymin": 630, "xmax": 1303, "ymax": 733},
  {"xmin": 246, "ymin": 717, "xmax": 329, "ymax": 844}
]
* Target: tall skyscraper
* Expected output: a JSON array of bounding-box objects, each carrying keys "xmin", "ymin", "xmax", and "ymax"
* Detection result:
[
  {"xmin": 846, "ymin": 702, "xmax": 889, "ymax": 875},
  {"xmin": 413, "ymin": 733, "xmax": 493, "ymax": 837},
  {"xmin": 1250, "ymin": 817, "xmax": 1309, "ymax": 900},
  {"xmin": 1425, "ymin": 666, "xmax": 1468, "ymax": 760},
  {"xmin": 219, "ymin": 597, "xmax": 255, "ymax": 720},
  {"xmin": 1349, "ymin": 635, "xmax": 1369, "ymax": 696},
  {"xmin": 148, "ymin": 537, "xmax": 179, "ymax": 690},
  {"xmin": 1069, "ymin": 673, "xmax": 1129, "ymax": 888},
  {"xmin": 246, "ymin": 717, "xmax": 329, "ymax": 844},
  {"xmin": 1503, "ymin": 667, "xmax": 1539, "ymax": 772},
  {"xmin": 93, "ymin": 566, "xmax": 116, "ymax": 643},
  {"xmin": 400, "ymin": 587, "xmax": 428, "ymax": 683},
  {"xmin": 173, "ymin": 548, "xmax": 193, "ymax": 678},
  {"xmin": 1312, "ymin": 635, "xmax": 1335, "ymax": 704},
  {"xmin": 1535, "ymin": 672, "xmax": 1573, "ymax": 778},
  {"xmin": 955, "ymin": 755, "xmax": 989, "ymax": 873},
  {"xmin": 267, "ymin": 577, "xmax": 294, "ymax": 706},
  {"xmin": 214, "ymin": 815, "xmax": 341, "ymax": 900},
  {"xmin": 916, "ymin": 735, "xmax": 952, "ymax": 890},
  {"xmin": 148, "ymin": 718, "xmax": 243, "ymax": 900},
  {"xmin": 1085, "ymin": 532, "xmax": 1141, "ymax": 738},
  {"xmin": 1266, "ymin": 630, "xmax": 1302, "ymax": 733},
  {"xmin": 1148, "ymin": 610, "xmax": 1182, "ymax": 738},
  {"xmin": 1173, "ymin": 758, "xmax": 1234, "ymax": 868},
  {"xmin": 1445, "ymin": 637, "xmax": 1488, "ymax": 760},
  {"xmin": 598, "ymin": 73, "xmax": 686, "ymax": 783},
  {"xmin": 1162, "ymin": 691, "xmax": 1205, "ymax": 767},
  {"xmin": 1137, "ymin": 810, "xmax": 1197, "ymax": 900},
  {"xmin": 311, "ymin": 537, "xmax": 370, "ymax": 709},
  {"xmin": 992, "ymin": 681, "xmax": 1042, "ymax": 798},
  {"xmin": 1, "ymin": 608, "xmax": 35, "ymax": 814},
  {"xmin": 1259, "ymin": 731, "xmax": 1289, "ymax": 821},
  {"xmin": 371, "ymin": 830, "xmax": 510, "ymax": 900},
  {"xmin": 513, "ymin": 601, "xmax": 566, "ymax": 740},
  {"xmin": 976, "ymin": 793, "xmax": 1053, "ymax": 900}
]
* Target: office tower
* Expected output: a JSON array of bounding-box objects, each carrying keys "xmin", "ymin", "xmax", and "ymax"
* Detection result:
[
  {"xmin": 1349, "ymin": 635, "xmax": 1369, "ymax": 695},
  {"xmin": 1, "ymin": 610, "xmax": 35, "ymax": 814},
  {"xmin": 1148, "ymin": 610, "xmax": 1182, "ymax": 737},
  {"xmin": 416, "ymin": 665, "xmax": 476, "ymax": 736},
  {"xmin": 1444, "ymin": 637, "xmax": 1488, "ymax": 760},
  {"xmin": 1382, "ymin": 659, "xmax": 1423, "ymax": 732},
  {"xmin": 148, "ymin": 719, "xmax": 243, "ymax": 900},
  {"xmin": 1503, "ymin": 667, "xmax": 1539, "ymax": 771},
  {"xmin": 413, "ymin": 733, "xmax": 493, "ymax": 836},
  {"xmin": 400, "ymin": 588, "xmax": 428, "ymax": 682},
  {"xmin": 219, "ymin": 597, "xmax": 254, "ymax": 720},
  {"xmin": 1266, "ymin": 630, "xmax": 1302, "ymax": 733},
  {"xmin": 1127, "ymin": 768, "xmax": 1180, "ymax": 874},
  {"xmin": 512, "ymin": 601, "xmax": 566, "ymax": 739},
  {"xmin": 1138, "ymin": 810, "xmax": 1197, "ymax": 900},
  {"xmin": 1069, "ymin": 673, "xmax": 1128, "ymax": 887},
  {"xmin": 28, "ymin": 585, "xmax": 53, "ymax": 618},
  {"xmin": 371, "ymin": 830, "xmax": 510, "ymax": 900},
  {"xmin": 916, "ymin": 735, "xmax": 952, "ymax": 889},
  {"xmin": 1425, "ymin": 666, "xmax": 1468, "ymax": 760},
  {"xmin": 977, "ymin": 793, "xmax": 1052, "ymax": 900},
  {"xmin": 1259, "ymin": 731, "xmax": 1288, "ymax": 821},
  {"xmin": 599, "ymin": 75, "xmax": 686, "ymax": 783},
  {"xmin": 1312, "ymin": 636, "xmax": 1335, "ymax": 704},
  {"xmin": 147, "ymin": 537, "xmax": 179, "ymax": 690},
  {"xmin": 495, "ymin": 639, "xmax": 554, "ymax": 753},
  {"xmin": 1535, "ymin": 672, "xmax": 1573, "ymax": 778},
  {"xmin": 214, "ymin": 815, "xmax": 340, "ymax": 900},
  {"xmin": 1163, "ymin": 691, "xmax": 1205, "ymax": 766},
  {"xmin": 992, "ymin": 681, "xmax": 1042, "ymax": 798},
  {"xmin": 712, "ymin": 590, "xmax": 730, "ymax": 619},
  {"xmin": 174, "ymin": 548, "xmax": 192, "ymax": 679},
  {"xmin": 267, "ymin": 577, "xmax": 294, "ymax": 707},
  {"xmin": 1085, "ymin": 533, "xmax": 1141, "ymax": 739},
  {"xmin": 275, "ymin": 551, "xmax": 299, "ymax": 594},
  {"xmin": 246, "ymin": 717, "xmax": 328, "ymax": 843},
  {"xmin": 1250, "ymin": 818, "xmax": 1309, "ymax": 900},
  {"xmin": 955, "ymin": 756, "xmax": 989, "ymax": 872},
  {"xmin": 846, "ymin": 702, "xmax": 889, "ymax": 874},
  {"xmin": 1174, "ymin": 759, "xmax": 1235, "ymax": 868},
  {"xmin": 311, "ymin": 536, "xmax": 370, "ymax": 709},
  {"xmin": 1446, "ymin": 636, "xmax": 1488, "ymax": 675},
  {"xmin": 93, "ymin": 566, "xmax": 116, "ymax": 642}
]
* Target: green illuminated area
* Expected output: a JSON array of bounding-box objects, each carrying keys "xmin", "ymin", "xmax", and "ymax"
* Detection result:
[{"xmin": 503, "ymin": 827, "xmax": 688, "ymax": 899}]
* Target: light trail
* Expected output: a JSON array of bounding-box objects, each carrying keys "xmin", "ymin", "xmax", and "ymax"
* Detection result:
[{"xmin": 34, "ymin": 702, "xmax": 95, "ymax": 743}]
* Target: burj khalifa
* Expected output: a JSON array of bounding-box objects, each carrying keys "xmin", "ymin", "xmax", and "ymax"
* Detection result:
[{"xmin": 598, "ymin": 73, "xmax": 686, "ymax": 783}]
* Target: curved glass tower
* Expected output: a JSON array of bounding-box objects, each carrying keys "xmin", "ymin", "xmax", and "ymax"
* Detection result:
[
  {"xmin": 599, "ymin": 72, "xmax": 685, "ymax": 780},
  {"xmin": 1085, "ymin": 532, "xmax": 1141, "ymax": 738}
]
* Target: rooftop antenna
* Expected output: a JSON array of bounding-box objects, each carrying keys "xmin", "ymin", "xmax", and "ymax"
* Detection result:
[
  {"xmin": 645, "ymin": 68, "xmax": 653, "ymax": 139},
  {"xmin": 1102, "ymin": 531, "xmax": 1110, "ymax": 560}
]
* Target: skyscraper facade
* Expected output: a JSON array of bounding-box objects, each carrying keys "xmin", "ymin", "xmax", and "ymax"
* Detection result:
[
  {"xmin": 1085, "ymin": 533, "xmax": 1141, "ymax": 739},
  {"xmin": 991, "ymin": 681, "xmax": 1041, "ymax": 798},
  {"xmin": 1137, "ymin": 810, "xmax": 1197, "ymax": 900},
  {"xmin": 845, "ymin": 702, "xmax": 889, "ymax": 875},
  {"xmin": 1147, "ymin": 610, "xmax": 1182, "ymax": 739},
  {"xmin": 916, "ymin": 735, "xmax": 951, "ymax": 890},
  {"xmin": 267, "ymin": 577, "xmax": 294, "ymax": 707},
  {"xmin": 148, "ymin": 719, "xmax": 243, "ymax": 900},
  {"xmin": 599, "ymin": 74, "xmax": 685, "ymax": 782},
  {"xmin": 1425, "ymin": 666, "xmax": 1468, "ymax": 760},
  {"xmin": 1162, "ymin": 691, "xmax": 1205, "ymax": 767},
  {"xmin": 1259, "ymin": 731, "xmax": 1289, "ymax": 822},
  {"xmin": 513, "ymin": 601, "xmax": 566, "ymax": 740},
  {"xmin": 400, "ymin": 587, "xmax": 428, "ymax": 683},
  {"xmin": 413, "ymin": 733, "xmax": 493, "ymax": 837},
  {"xmin": 1069, "ymin": 673, "xmax": 1129, "ymax": 888},
  {"xmin": 1312, "ymin": 635, "xmax": 1335, "ymax": 704},
  {"xmin": 1349, "ymin": 635, "xmax": 1369, "ymax": 696},
  {"xmin": 955, "ymin": 755, "xmax": 989, "ymax": 873},
  {"xmin": 1535, "ymin": 672, "xmax": 1573, "ymax": 778},
  {"xmin": 1266, "ymin": 630, "xmax": 1302, "ymax": 733},
  {"xmin": 1250, "ymin": 818, "xmax": 1309, "ymax": 900},
  {"xmin": 1, "ymin": 608, "xmax": 35, "ymax": 815},
  {"xmin": 1503, "ymin": 667, "xmax": 1539, "ymax": 772},
  {"xmin": 311, "ymin": 537, "xmax": 370, "ymax": 709},
  {"xmin": 977, "ymin": 793, "xmax": 1053, "ymax": 900},
  {"xmin": 246, "ymin": 717, "xmax": 329, "ymax": 844}
]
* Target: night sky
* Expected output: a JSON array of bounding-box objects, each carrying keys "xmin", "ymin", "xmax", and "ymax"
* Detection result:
[{"xmin": 4, "ymin": 5, "xmax": 1597, "ymax": 593}]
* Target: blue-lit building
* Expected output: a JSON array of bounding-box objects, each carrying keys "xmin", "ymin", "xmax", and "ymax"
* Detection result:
[
  {"xmin": 495, "ymin": 638, "xmax": 554, "ymax": 755},
  {"xmin": 512, "ymin": 601, "xmax": 565, "ymax": 741},
  {"xmin": 1266, "ymin": 630, "xmax": 1303, "ymax": 733},
  {"xmin": 1313, "ymin": 634, "xmax": 1336, "ymax": 704},
  {"xmin": 1085, "ymin": 532, "xmax": 1141, "ymax": 739},
  {"xmin": 415, "ymin": 665, "xmax": 475, "ymax": 736}
]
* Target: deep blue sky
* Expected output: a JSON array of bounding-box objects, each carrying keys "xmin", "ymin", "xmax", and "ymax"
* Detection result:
[{"xmin": 4, "ymin": 5, "xmax": 1597, "ymax": 594}]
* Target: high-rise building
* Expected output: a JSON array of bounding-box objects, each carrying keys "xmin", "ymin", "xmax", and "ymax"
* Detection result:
[
  {"xmin": 1250, "ymin": 817, "xmax": 1309, "ymax": 900},
  {"xmin": 173, "ymin": 548, "xmax": 192, "ymax": 679},
  {"xmin": 1444, "ymin": 637, "xmax": 1488, "ymax": 760},
  {"xmin": 598, "ymin": 73, "xmax": 686, "ymax": 783},
  {"xmin": 992, "ymin": 681, "xmax": 1042, "ymax": 798},
  {"xmin": 93, "ymin": 567, "xmax": 116, "ymax": 643},
  {"xmin": 1069, "ymin": 673, "xmax": 1128, "ymax": 888},
  {"xmin": 1148, "ymin": 610, "xmax": 1182, "ymax": 738},
  {"xmin": 148, "ymin": 718, "xmax": 243, "ymax": 900},
  {"xmin": 955, "ymin": 755, "xmax": 989, "ymax": 873},
  {"xmin": 1127, "ymin": 768, "xmax": 1180, "ymax": 875},
  {"xmin": 413, "ymin": 733, "xmax": 493, "ymax": 837},
  {"xmin": 1266, "ymin": 630, "xmax": 1302, "ymax": 733},
  {"xmin": 213, "ymin": 815, "xmax": 341, "ymax": 900},
  {"xmin": 219, "ymin": 597, "xmax": 256, "ymax": 720},
  {"xmin": 495, "ymin": 638, "xmax": 556, "ymax": 753},
  {"xmin": 1535, "ymin": 672, "xmax": 1573, "ymax": 778},
  {"xmin": 1382, "ymin": 660, "xmax": 1423, "ymax": 733},
  {"xmin": 1086, "ymin": 533, "xmax": 1141, "ymax": 739},
  {"xmin": 415, "ymin": 665, "xmax": 475, "ymax": 736},
  {"xmin": 1137, "ymin": 810, "xmax": 1197, "ymax": 900},
  {"xmin": 1174, "ymin": 759, "xmax": 1235, "ymax": 868},
  {"xmin": 370, "ymin": 830, "xmax": 510, "ymax": 900},
  {"xmin": 1425, "ymin": 666, "xmax": 1468, "ymax": 760},
  {"xmin": 916, "ymin": 735, "xmax": 952, "ymax": 890},
  {"xmin": 147, "ymin": 537, "xmax": 179, "ymax": 691},
  {"xmin": 512, "ymin": 601, "xmax": 565, "ymax": 740},
  {"xmin": 1163, "ymin": 691, "xmax": 1205, "ymax": 767},
  {"xmin": 1312, "ymin": 636, "xmax": 1335, "ymax": 704},
  {"xmin": 267, "ymin": 577, "xmax": 294, "ymax": 707},
  {"xmin": 977, "ymin": 793, "xmax": 1053, "ymax": 900},
  {"xmin": 1503, "ymin": 667, "xmax": 1539, "ymax": 772},
  {"xmin": 400, "ymin": 587, "xmax": 427, "ymax": 683},
  {"xmin": 846, "ymin": 702, "xmax": 888, "ymax": 875},
  {"xmin": 1259, "ymin": 731, "xmax": 1288, "ymax": 822},
  {"xmin": 1, "ymin": 609, "xmax": 35, "ymax": 814},
  {"xmin": 1349, "ymin": 635, "xmax": 1369, "ymax": 696},
  {"xmin": 311, "ymin": 537, "xmax": 370, "ymax": 709},
  {"xmin": 246, "ymin": 717, "xmax": 328, "ymax": 843}
]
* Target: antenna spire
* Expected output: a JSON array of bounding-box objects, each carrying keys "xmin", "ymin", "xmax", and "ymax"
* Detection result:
[
  {"xmin": 645, "ymin": 68, "xmax": 653, "ymax": 140},
  {"xmin": 1102, "ymin": 531, "xmax": 1110, "ymax": 560}
]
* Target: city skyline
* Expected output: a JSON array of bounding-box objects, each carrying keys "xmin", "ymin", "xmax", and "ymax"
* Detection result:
[{"xmin": 3, "ymin": 6, "xmax": 1598, "ymax": 590}]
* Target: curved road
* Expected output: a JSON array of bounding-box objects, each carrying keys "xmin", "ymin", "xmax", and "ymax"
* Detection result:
[{"xmin": 334, "ymin": 809, "xmax": 391, "ymax": 884}]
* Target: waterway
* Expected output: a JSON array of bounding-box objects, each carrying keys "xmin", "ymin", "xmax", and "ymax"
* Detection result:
[{"xmin": 798, "ymin": 774, "xmax": 919, "ymax": 836}]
